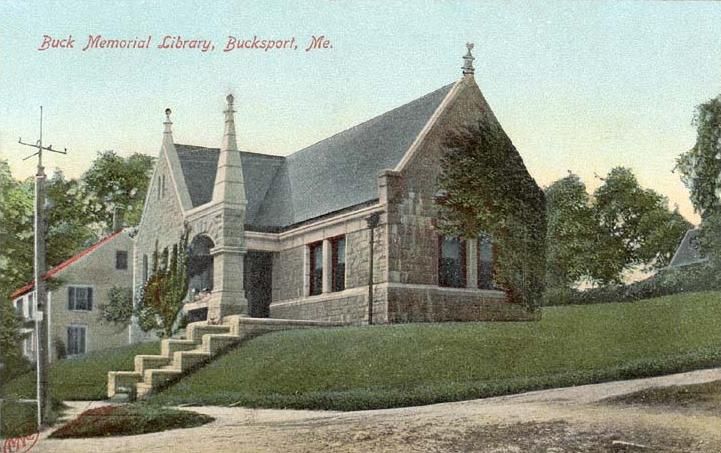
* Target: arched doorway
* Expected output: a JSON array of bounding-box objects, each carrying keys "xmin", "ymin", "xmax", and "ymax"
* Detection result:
[{"xmin": 188, "ymin": 235, "xmax": 214, "ymax": 296}]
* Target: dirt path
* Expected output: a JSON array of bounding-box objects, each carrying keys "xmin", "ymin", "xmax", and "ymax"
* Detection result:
[{"xmin": 30, "ymin": 367, "xmax": 721, "ymax": 452}]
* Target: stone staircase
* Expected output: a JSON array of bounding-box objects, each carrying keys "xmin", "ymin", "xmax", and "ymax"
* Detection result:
[{"xmin": 108, "ymin": 316, "xmax": 345, "ymax": 401}]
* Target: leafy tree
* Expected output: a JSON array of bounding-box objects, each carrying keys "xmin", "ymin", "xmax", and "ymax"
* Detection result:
[
  {"xmin": 675, "ymin": 95, "xmax": 721, "ymax": 263},
  {"xmin": 0, "ymin": 296, "xmax": 31, "ymax": 384},
  {"xmin": 437, "ymin": 119, "xmax": 546, "ymax": 309},
  {"xmin": 137, "ymin": 227, "xmax": 190, "ymax": 338},
  {"xmin": 592, "ymin": 167, "xmax": 691, "ymax": 283},
  {"xmin": 675, "ymin": 96, "xmax": 721, "ymax": 217},
  {"xmin": 81, "ymin": 150, "xmax": 155, "ymax": 230},
  {"xmin": 544, "ymin": 173, "xmax": 598, "ymax": 289},
  {"xmin": 100, "ymin": 286, "xmax": 133, "ymax": 326}
]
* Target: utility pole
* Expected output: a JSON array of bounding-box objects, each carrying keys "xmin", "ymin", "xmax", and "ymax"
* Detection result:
[
  {"xmin": 365, "ymin": 211, "xmax": 381, "ymax": 325},
  {"xmin": 18, "ymin": 106, "xmax": 67, "ymax": 429}
]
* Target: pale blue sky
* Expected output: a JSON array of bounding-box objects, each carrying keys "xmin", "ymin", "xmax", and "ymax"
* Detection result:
[{"xmin": 1, "ymin": 1, "xmax": 720, "ymax": 224}]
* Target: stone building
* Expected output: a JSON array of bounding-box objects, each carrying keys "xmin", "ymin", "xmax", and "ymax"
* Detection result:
[
  {"xmin": 132, "ymin": 44, "xmax": 541, "ymax": 328},
  {"xmin": 10, "ymin": 229, "xmax": 134, "ymax": 362}
]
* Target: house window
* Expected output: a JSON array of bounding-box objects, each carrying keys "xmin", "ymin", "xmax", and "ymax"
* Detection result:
[
  {"xmin": 438, "ymin": 236, "xmax": 466, "ymax": 288},
  {"xmin": 309, "ymin": 242, "xmax": 323, "ymax": 296},
  {"xmin": 28, "ymin": 293, "xmax": 34, "ymax": 318},
  {"xmin": 161, "ymin": 175, "xmax": 166, "ymax": 198},
  {"xmin": 67, "ymin": 326, "xmax": 87, "ymax": 356},
  {"xmin": 15, "ymin": 299, "xmax": 24, "ymax": 318},
  {"xmin": 68, "ymin": 286, "xmax": 93, "ymax": 311},
  {"xmin": 142, "ymin": 254, "xmax": 149, "ymax": 282},
  {"xmin": 116, "ymin": 250, "xmax": 128, "ymax": 270},
  {"xmin": 478, "ymin": 234, "xmax": 494, "ymax": 289},
  {"xmin": 331, "ymin": 236, "xmax": 346, "ymax": 292}
]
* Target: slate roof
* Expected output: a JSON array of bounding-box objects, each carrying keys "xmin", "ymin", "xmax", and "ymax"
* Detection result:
[
  {"xmin": 175, "ymin": 82, "xmax": 455, "ymax": 230},
  {"xmin": 669, "ymin": 229, "xmax": 708, "ymax": 267}
]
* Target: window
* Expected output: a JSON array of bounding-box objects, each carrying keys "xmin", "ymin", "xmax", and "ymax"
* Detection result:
[
  {"xmin": 142, "ymin": 254, "xmax": 149, "ymax": 282},
  {"xmin": 28, "ymin": 293, "xmax": 34, "ymax": 318},
  {"xmin": 15, "ymin": 299, "xmax": 24, "ymax": 317},
  {"xmin": 438, "ymin": 236, "xmax": 466, "ymax": 288},
  {"xmin": 309, "ymin": 242, "xmax": 323, "ymax": 296},
  {"xmin": 68, "ymin": 286, "xmax": 93, "ymax": 311},
  {"xmin": 116, "ymin": 250, "xmax": 128, "ymax": 270},
  {"xmin": 67, "ymin": 326, "xmax": 87, "ymax": 356},
  {"xmin": 161, "ymin": 175, "xmax": 166, "ymax": 198},
  {"xmin": 331, "ymin": 236, "xmax": 346, "ymax": 292},
  {"xmin": 478, "ymin": 234, "xmax": 494, "ymax": 289}
]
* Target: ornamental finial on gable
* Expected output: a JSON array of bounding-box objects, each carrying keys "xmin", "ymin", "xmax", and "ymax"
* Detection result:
[
  {"xmin": 164, "ymin": 107, "xmax": 172, "ymax": 134},
  {"xmin": 462, "ymin": 42, "xmax": 475, "ymax": 76}
]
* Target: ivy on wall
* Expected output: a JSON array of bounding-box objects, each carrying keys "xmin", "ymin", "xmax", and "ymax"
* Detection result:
[{"xmin": 436, "ymin": 119, "xmax": 546, "ymax": 310}]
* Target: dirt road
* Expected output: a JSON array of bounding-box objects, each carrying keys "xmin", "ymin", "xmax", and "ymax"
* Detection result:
[{"xmin": 30, "ymin": 367, "xmax": 721, "ymax": 452}]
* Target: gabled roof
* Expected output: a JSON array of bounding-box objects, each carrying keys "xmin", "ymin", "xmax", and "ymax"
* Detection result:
[
  {"xmin": 669, "ymin": 228, "xmax": 708, "ymax": 268},
  {"xmin": 175, "ymin": 83, "xmax": 455, "ymax": 230},
  {"xmin": 10, "ymin": 229, "xmax": 126, "ymax": 300}
]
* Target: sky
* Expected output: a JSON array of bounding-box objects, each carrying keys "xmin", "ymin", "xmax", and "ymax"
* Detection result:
[{"xmin": 1, "ymin": 1, "xmax": 720, "ymax": 225}]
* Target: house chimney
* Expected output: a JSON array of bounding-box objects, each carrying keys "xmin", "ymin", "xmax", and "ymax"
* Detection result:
[{"xmin": 112, "ymin": 207, "xmax": 124, "ymax": 232}]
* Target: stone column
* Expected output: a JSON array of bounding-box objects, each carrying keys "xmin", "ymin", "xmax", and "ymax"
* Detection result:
[
  {"xmin": 208, "ymin": 245, "xmax": 247, "ymax": 322},
  {"xmin": 322, "ymin": 239, "xmax": 332, "ymax": 293},
  {"xmin": 466, "ymin": 238, "xmax": 478, "ymax": 289}
]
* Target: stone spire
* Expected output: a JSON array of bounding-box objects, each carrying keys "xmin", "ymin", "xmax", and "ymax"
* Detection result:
[
  {"xmin": 212, "ymin": 94, "xmax": 246, "ymax": 206},
  {"xmin": 462, "ymin": 42, "xmax": 475, "ymax": 76}
]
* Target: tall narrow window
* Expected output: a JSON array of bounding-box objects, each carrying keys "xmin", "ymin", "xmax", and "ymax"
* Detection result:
[
  {"xmin": 142, "ymin": 254, "xmax": 149, "ymax": 282},
  {"xmin": 68, "ymin": 286, "xmax": 93, "ymax": 311},
  {"xmin": 309, "ymin": 242, "xmax": 323, "ymax": 296},
  {"xmin": 331, "ymin": 236, "xmax": 346, "ymax": 292},
  {"xmin": 116, "ymin": 250, "xmax": 128, "ymax": 270},
  {"xmin": 161, "ymin": 175, "xmax": 166, "ymax": 197},
  {"xmin": 28, "ymin": 293, "xmax": 34, "ymax": 318},
  {"xmin": 438, "ymin": 236, "xmax": 466, "ymax": 288},
  {"xmin": 478, "ymin": 234, "xmax": 494, "ymax": 289},
  {"xmin": 67, "ymin": 326, "xmax": 87, "ymax": 356}
]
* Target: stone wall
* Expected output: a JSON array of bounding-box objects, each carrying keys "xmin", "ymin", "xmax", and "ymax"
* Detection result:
[
  {"xmin": 270, "ymin": 286, "xmax": 387, "ymax": 324},
  {"xmin": 386, "ymin": 285, "xmax": 537, "ymax": 323}
]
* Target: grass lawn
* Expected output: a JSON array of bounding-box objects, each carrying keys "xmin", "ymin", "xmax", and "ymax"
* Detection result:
[
  {"xmin": 146, "ymin": 291, "xmax": 721, "ymax": 410},
  {"xmin": 48, "ymin": 404, "xmax": 214, "ymax": 438},
  {"xmin": 0, "ymin": 399, "xmax": 65, "ymax": 439},
  {"xmin": 1, "ymin": 341, "xmax": 159, "ymax": 401}
]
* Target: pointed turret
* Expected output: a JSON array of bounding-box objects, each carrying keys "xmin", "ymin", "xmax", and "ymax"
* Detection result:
[{"xmin": 212, "ymin": 94, "xmax": 246, "ymax": 206}]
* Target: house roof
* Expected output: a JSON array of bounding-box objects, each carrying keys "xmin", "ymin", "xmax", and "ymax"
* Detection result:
[
  {"xmin": 10, "ymin": 229, "xmax": 126, "ymax": 300},
  {"xmin": 669, "ymin": 228, "xmax": 708, "ymax": 268},
  {"xmin": 175, "ymin": 82, "xmax": 455, "ymax": 230}
]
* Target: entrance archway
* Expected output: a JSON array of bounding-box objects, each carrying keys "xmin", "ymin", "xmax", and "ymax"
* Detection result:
[{"xmin": 188, "ymin": 235, "xmax": 214, "ymax": 295}]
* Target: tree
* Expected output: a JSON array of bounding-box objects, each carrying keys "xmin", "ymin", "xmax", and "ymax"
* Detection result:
[
  {"xmin": 544, "ymin": 173, "xmax": 598, "ymax": 289},
  {"xmin": 437, "ymin": 119, "xmax": 546, "ymax": 309},
  {"xmin": 676, "ymin": 95, "xmax": 721, "ymax": 264},
  {"xmin": 592, "ymin": 167, "xmax": 691, "ymax": 283},
  {"xmin": 81, "ymin": 150, "xmax": 155, "ymax": 230},
  {"xmin": 137, "ymin": 227, "xmax": 190, "ymax": 338}
]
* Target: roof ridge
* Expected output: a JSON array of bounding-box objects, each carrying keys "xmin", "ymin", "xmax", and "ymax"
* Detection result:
[
  {"xmin": 287, "ymin": 82, "xmax": 456, "ymax": 160},
  {"xmin": 9, "ymin": 229, "xmax": 126, "ymax": 300}
]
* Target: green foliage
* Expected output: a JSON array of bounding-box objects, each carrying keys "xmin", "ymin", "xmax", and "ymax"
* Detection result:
[
  {"xmin": 544, "ymin": 168, "xmax": 690, "ymax": 290},
  {"xmin": 137, "ymin": 227, "xmax": 191, "ymax": 338},
  {"xmin": 0, "ymin": 300, "xmax": 31, "ymax": 384},
  {"xmin": 675, "ymin": 95, "xmax": 721, "ymax": 216},
  {"xmin": 81, "ymin": 150, "xmax": 155, "ymax": 229},
  {"xmin": 100, "ymin": 286, "xmax": 133, "ymax": 325},
  {"xmin": 48, "ymin": 404, "xmax": 214, "ymax": 439},
  {"xmin": 437, "ymin": 119, "xmax": 546, "ymax": 309},
  {"xmin": 2, "ymin": 341, "xmax": 160, "ymax": 400},
  {"xmin": 544, "ymin": 173, "xmax": 599, "ymax": 288},
  {"xmin": 148, "ymin": 292, "xmax": 721, "ymax": 411},
  {"xmin": 593, "ymin": 167, "xmax": 691, "ymax": 282}
]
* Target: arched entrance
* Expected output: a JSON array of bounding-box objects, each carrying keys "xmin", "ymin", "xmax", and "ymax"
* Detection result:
[{"xmin": 188, "ymin": 235, "xmax": 214, "ymax": 296}]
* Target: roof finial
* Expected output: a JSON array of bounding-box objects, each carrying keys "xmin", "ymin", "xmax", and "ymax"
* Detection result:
[
  {"xmin": 164, "ymin": 108, "xmax": 172, "ymax": 134},
  {"xmin": 462, "ymin": 42, "xmax": 475, "ymax": 76}
]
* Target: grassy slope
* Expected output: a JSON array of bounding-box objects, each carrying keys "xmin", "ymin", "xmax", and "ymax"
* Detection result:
[
  {"xmin": 1, "ymin": 341, "xmax": 159, "ymax": 401},
  {"xmin": 148, "ymin": 291, "xmax": 721, "ymax": 410}
]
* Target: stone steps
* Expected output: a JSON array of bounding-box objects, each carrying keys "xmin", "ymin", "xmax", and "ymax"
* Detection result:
[{"xmin": 108, "ymin": 316, "xmax": 347, "ymax": 401}]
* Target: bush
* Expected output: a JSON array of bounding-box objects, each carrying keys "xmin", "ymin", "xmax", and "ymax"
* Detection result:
[{"xmin": 544, "ymin": 262, "xmax": 721, "ymax": 306}]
